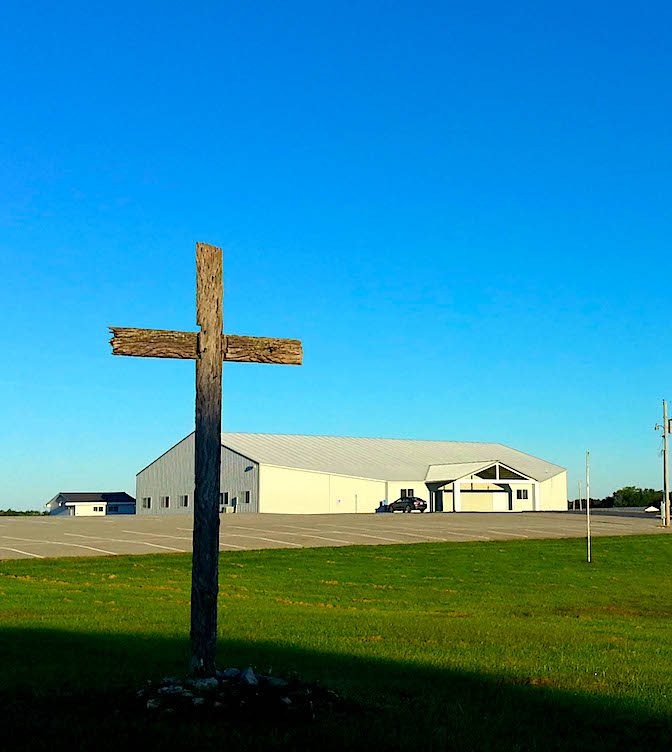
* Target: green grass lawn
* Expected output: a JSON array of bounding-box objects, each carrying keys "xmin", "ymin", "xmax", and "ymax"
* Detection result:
[{"xmin": 1, "ymin": 534, "xmax": 671, "ymax": 751}]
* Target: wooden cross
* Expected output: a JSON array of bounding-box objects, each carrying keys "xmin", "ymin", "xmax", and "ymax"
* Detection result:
[{"xmin": 109, "ymin": 242, "xmax": 302, "ymax": 676}]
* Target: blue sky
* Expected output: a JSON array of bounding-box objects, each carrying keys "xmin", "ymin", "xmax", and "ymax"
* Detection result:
[{"xmin": 2, "ymin": 1, "xmax": 671, "ymax": 508}]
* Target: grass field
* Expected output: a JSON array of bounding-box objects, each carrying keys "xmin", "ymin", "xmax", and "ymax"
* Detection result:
[{"xmin": 1, "ymin": 534, "xmax": 671, "ymax": 751}]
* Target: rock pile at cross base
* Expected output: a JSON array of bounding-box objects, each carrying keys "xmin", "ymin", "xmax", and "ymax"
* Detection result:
[{"xmin": 136, "ymin": 667, "xmax": 343, "ymax": 722}]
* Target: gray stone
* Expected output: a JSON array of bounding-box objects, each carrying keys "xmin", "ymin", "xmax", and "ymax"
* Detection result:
[
  {"xmin": 267, "ymin": 677, "xmax": 288, "ymax": 689},
  {"xmin": 192, "ymin": 677, "xmax": 219, "ymax": 692},
  {"xmin": 162, "ymin": 676, "xmax": 180, "ymax": 685},
  {"xmin": 192, "ymin": 697, "xmax": 206, "ymax": 706},
  {"xmin": 158, "ymin": 685, "xmax": 186, "ymax": 695},
  {"xmin": 146, "ymin": 699, "xmax": 161, "ymax": 710},
  {"xmin": 240, "ymin": 667, "xmax": 258, "ymax": 686},
  {"xmin": 221, "ymin": 667, "xmax": 240, "ymax": 679}
]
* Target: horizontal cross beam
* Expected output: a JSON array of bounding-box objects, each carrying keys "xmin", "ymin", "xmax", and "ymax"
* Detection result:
[{"xmin": 109, "ymin": 327, "xmax": 302, "ymax": 365}]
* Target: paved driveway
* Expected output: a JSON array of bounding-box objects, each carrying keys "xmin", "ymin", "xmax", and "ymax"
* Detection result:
[{"xmin": 0, "ymin": 509, "xmax": 667, "ymax": 560}]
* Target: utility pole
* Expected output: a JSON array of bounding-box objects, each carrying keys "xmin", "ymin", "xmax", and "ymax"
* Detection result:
[
  {"xmin": 578, "ymin": 480, "xmax": 582, "ymax": 511},
  {"xmin": 655, "ymin": 400, "xmax": 670, "ymax": 528},
  {"xmin": 586, "ymin": 451, "xmax": 591, "ymax": 563}
]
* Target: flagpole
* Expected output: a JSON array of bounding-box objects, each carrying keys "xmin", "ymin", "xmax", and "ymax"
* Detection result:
[{"xmin": 586, "ymin": 451, "xmax": 591, "ymax": 564}]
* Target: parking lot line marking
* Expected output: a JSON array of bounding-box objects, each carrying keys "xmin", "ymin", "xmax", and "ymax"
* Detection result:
[
  {"xmin": 321, "ymin": 529, "xmax": 406, "ymax": 543},
  {"xmin": 0, "ymin": 546, "xmax": 44, "ymax": 558},
  {"xmin": 222, "ymin": 525, "xmax": 351, "ymax": 545},
  {"xmin": 148, "ymin": 529, "xmax": 251, "ymax": 549},
  {"xmin": 273, "ymin": 532, "xmax": 351, "ymax": 544},
  {"xmin": 65, "ymin": 543, "xmax": 119, "ymax": 555},
  {"xmin": 290, "ymin": 533, "xmax": 351, "ymax": 544},
  {"xmin": 374, "ymin": 530, "xmax": 450, "ymax": 542},
  {"xmin": 485, "ymin": 530, "xmax": 529, "ymax": 538},
  {"xmin": 432, "ymin": 530, "xmax": 492, "ymax": 540},
  {"xmin": 234, "ymin": 528, "xmax": 350, "ymax": 544},
  {"xmin": 63, "ymin": 532, "xmax": 185, "ymax": 552},
  {"xmin": 272, "ymin": 524, "xmax": 323, "ymax": 532},
  {"xmin": 372, "ymin": 527, "xmax": 492, "ymax": 540},
  {"xmin": 2, "ymin": 535, "xmax": 118, "ymax": 556},
  {"xmin": 223, "ymin": 533, "xmax": 303, "ymax": 547},
  {"xmin": 123, "ymin": 530, "xmax": 192, "ymax": 541},
  {"xmin": 110, "ymin": 539, "xmax": 187, "ymax": 551},
  {"xmin": 519, "ymin": 528, "xmax": 568, "ymax": 536}
]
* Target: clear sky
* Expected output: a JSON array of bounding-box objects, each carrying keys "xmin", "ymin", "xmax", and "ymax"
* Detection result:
[{"xmin": 2, "ymin": 1, "xmax": 671, "ymax": 509}]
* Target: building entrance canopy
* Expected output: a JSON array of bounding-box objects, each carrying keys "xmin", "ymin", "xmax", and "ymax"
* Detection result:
[{"xmin": 424, "ymin": 461, "xmax": 539, "ymax": 512}]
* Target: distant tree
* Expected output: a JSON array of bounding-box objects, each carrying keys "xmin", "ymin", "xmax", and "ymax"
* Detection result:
[
  {"xmin": 612, "ymin": 487, "xmax": 662, "ymax": 508},
  {"xmin": 0, "ymin": 509, "xmax": 48, "ymax": 516}
]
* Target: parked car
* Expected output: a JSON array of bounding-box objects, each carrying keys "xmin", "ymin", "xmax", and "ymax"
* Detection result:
[{"xmin": 388, "ymin": 496, "xmax": 427, "ymax": 513}]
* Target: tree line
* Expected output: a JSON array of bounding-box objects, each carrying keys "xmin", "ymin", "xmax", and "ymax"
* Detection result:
[{"xmin": 570, "ymin": 486, "xmax": 664, "ymax": 509}]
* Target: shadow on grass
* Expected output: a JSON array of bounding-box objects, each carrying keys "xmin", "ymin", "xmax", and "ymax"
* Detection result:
[{"xmin": 0, "ymin": 627, "xmax": 669, "ymax": 752}]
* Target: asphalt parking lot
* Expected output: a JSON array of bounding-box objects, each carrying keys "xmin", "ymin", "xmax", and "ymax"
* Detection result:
[{"xmin": 0, "ymin": 508, "xmax": 668, "ymax": 561}]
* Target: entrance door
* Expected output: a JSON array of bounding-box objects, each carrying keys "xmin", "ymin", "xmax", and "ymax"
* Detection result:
[{"xmin": 435, "ymin": 490, "xmax": 444, "ymax": 512}]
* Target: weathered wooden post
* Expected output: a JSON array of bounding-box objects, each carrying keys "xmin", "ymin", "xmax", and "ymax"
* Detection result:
[
  {"xmin": 191, "ymin": 242, "xmax": 224, "ymax": 675},
  {"xmin": 109, "ymin": 242, "xmax": 302, "ymax": 675}
]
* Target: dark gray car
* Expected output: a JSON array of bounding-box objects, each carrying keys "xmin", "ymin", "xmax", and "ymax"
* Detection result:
[{"xmin": 388, "ymin": 497, "xmax": 427, "ymax": 513}]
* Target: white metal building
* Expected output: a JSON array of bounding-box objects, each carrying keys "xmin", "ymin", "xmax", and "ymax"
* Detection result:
[
  {"xmin": 136, "ymin": 433, "xmax": 567, "ymax": 515},
  {"xmin": 46, "ymin": 492, "xmax": 136, "ymax": 516}
]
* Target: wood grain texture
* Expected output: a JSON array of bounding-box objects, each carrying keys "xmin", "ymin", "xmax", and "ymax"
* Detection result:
[
  {"xmin": 191, "ymin": 242, "xmax": 223, "ymax": 678},
  {"xmin": 224, "ymin": 334, "xmax": 302, "ymax": 365},
  {"xmin": 109, "ymin": 328, "xmax": 198, "ymax": 359},
  {"xmin": 109, "ymin": 328, "xmax": 302, "ymax": 365}
]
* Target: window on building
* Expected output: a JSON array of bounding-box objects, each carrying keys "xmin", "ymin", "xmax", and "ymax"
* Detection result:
[
  {"xmin": 142, "ymin": 497, "xmax": 152, "ymax": 509},
  {"xmin": 245, "ymin": 491, "xmax": 250, "ymax": 504},
  {"xmin": 160, "ymin": 496, "xmax": 170, "ymax": 509},
  {"xmin": 401, "ymin": 489, "xmax": 414, "ymax": 498},
  {"xmin": 179, "ymin": 495, "xmax": 189, "ymax": 508},
  {"xmin": 516, "ymin": 489, "xmax": 529, "ymax": 500},
  {"xmin": 108, "ymin": 505, "xmax": 118, "ymax": 513},
  {"xmin": 93, "ymin": 506, "xmax": 103, "ymax": 512}
]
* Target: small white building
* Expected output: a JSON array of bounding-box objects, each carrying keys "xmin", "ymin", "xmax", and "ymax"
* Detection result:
[
  {"xmin": 136, "ymin": 433, "xmax": 567, "ymax": 515},
  {"xmin": 46, "ymin": 492, "xmax": 136, "ymax": 516}
]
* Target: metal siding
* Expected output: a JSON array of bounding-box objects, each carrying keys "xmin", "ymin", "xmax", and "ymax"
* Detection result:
[
  {"xmin": 136, "ymin": 434, "xmax": 259, "ymax": 515},
  {"xmin": 136, "ymin": 434, "xmax": 195, "ymax": 516},
  {"xmin": 220, "ymin": 446, "xmax": 259, "ymax": 513}
]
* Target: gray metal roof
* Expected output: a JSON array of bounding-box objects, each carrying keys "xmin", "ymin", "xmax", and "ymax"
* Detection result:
[
  {"xmin": 46, "ymin": 492, "xmax": 136, "ymax": 507},
  {"xmin": 219, "ymin": 433, "xmax": 565, "ymax": 483}
]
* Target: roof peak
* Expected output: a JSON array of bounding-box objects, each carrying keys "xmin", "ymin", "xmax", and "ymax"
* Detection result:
[{"xmin": 221, "ymin": 431, "xmax": 498, "ymax": 445}]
